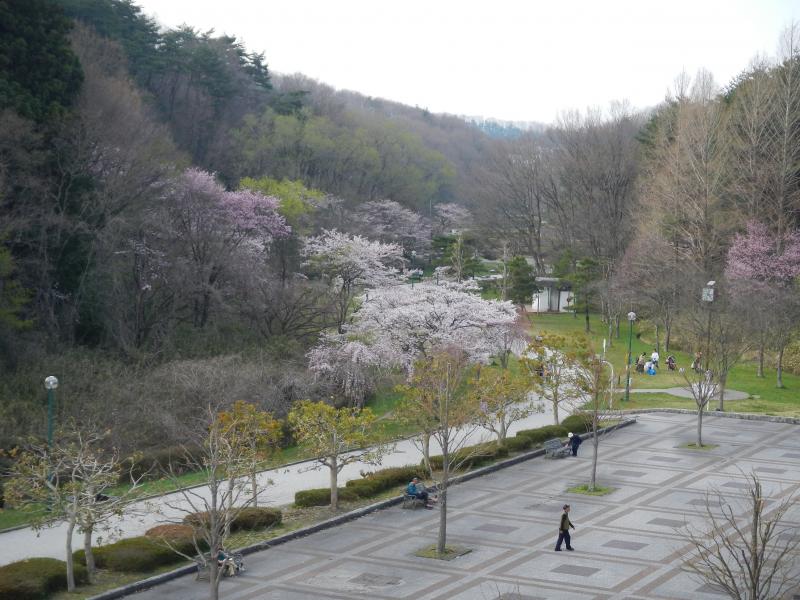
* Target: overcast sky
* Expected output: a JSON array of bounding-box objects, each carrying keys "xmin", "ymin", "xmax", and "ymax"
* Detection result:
[{"xmin": 134, "ymin": 0, "xmax": 797, "ymax": 123}]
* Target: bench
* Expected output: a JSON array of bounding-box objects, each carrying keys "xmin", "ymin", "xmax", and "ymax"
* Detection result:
[
  {"xmin": 402, "ymin": 493, "xmax": 427, "ymax": 510},
  {"xmin": 543, "ymin": 438, "xmax": 570, "ymax": 459}
]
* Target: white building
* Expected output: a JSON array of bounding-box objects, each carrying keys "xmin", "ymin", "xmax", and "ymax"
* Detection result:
[{"xmin": 530, "ymin": 277, "xmax": 572, "ymax": 313}]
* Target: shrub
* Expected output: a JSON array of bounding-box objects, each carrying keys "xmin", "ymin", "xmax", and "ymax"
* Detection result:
[
  {"xmin": 560, "ymin": 415, "xmax": 590, "ymax": 434},
  {"xmin": 0, "ymin": 557, "xmax": 88, "ymax": 600},
  {"xmin": 122, "ymin": 445, "xmax": 202, "ymax": 483},
  {"xmin": 145, "ymin": 524, "xmax": 194, "ymax": 541},
  {"xmin": 345, "ymin": 465, "xmax": 422, "ymax": 498},
  {"xmin": 428, "ymin": 442, "xmax": 509, "ymax": 471},
  {"xmin": 232, "ymin": 507, "xmax": 282, "ymax": 531},
  {"xmin": 516, "ymin": 425, "xmax": 568, "ymax": 445},
  {"xmin": 74, "ymin": 536, "xmax": 193, "ymax": 573},
  {"xmin": 294, "ymin": 487, "xmax": 358, "ymax": 507},
  {"xmin": 503, "ymin": 435, "xmax": 532, "ymax": 452}
]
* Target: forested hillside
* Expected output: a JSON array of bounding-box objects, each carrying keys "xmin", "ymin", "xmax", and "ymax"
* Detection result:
[{"xmin": 1, "ymin": 0, "xmax": 799, "ymax": 456}]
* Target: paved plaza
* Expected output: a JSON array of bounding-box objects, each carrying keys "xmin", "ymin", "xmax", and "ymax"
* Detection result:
[{"xmin": 129, "ymin": 413, "xmax": 800, "ymax": 600}]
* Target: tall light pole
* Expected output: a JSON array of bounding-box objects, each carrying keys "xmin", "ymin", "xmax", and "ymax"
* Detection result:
[
  {"xmin": 624, "ymin": 312, "xmax": 636, "ymax": 404},
  {"xmin": 44, "ymin": 376, "xmax": 59, "ymax": 447},
  {"xmin": 702, "ymin": 281, "xmax": 715, "ymax": 372}
]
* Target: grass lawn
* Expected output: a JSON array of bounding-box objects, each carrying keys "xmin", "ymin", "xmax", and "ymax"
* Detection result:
[
  {"xmin": 618, "ymin": 392, "xmax": 800, "ymax": 417},
  {"xmin": 528, "ymin": 312, "xmax": 800, "ymax": 404}
]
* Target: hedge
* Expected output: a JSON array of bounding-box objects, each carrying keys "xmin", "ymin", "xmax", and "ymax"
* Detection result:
[
  {"xmin": 73, "ymin": 536, "xmax": 192, "ymax": 573},
  {"xmin": 181, "ymin": 507, "xmax": 281, "ymax": 532},
  {"xmin": 502, "ymin": 435, "xmax": 533, "ymax": 452},
  {"xmin": 428, "ymin": 442, "xmax": 509, "ymax": 471},
  {"xmin": 0, "ymin": 557, "xmax": 88, "ymax": 600},
  {"xmin": 294, "ymin": 487, "xmax": 358, "ymax": 507},
  {"xmin": 516, "ymin": 424, "xmax": 568, "ymax": 445},
  {"xmin": 345, "ymin": 465, "xmax": 422, "ymax": 498},
  {"xmin": 560, "ymin": 414, "xmax": 591, "ymax": 434}
]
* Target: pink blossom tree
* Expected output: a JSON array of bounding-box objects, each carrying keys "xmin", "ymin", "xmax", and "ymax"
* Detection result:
[
  {"xmin": 303, "ymin": 229, "xmax": 404, "ymax": 332},
  {"xmin": 169, "ymin": 168, "xmax": 289, "ymax": 327},
  {"xmin": 434, "ymin": 203, "xmax": 472, "ymax": 235},
  {"xmin": 355, "ymin": 200, "xmax": 431, "ymax": 257},
  {"xmin": 725, "ymin": 220, "xmax": 800, "ymax": 387}
]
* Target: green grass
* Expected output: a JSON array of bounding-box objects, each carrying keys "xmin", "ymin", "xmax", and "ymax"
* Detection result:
[
  {"xmin": 414, "ymin": 544, "xmax": 472, "ymax": 560},
  {"xmin": 617, "ymin": 392, "xmax": 800, "ymax": 417},
  {"xmin": 528, "ymin": 312, "xmax": 800, "ymax": 403},
  {"xmin": 679, "ymin": 442, "xmax": 718, "ymax": 451},
  {"xmin": 566, "ymin": 484, "xmax": 615, "ymax": 496}
]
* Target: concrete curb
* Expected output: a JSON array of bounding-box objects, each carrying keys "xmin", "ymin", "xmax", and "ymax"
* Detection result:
[
  {"xmin": 86, "ymin": 419, "xmax": 637, "ymax": 600},
  {"xmin": 617, "ymin": 407, "xmax": 800, "ymax": 425}
]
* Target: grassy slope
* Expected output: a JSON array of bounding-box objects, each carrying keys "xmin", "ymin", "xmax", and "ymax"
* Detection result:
[{"xmin": 528, "ymin": 312, "xmax": 799, "ymax": 412}]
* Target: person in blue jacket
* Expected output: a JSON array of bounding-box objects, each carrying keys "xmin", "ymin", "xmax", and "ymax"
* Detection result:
[
  {"xmin": 407, "ymin": 477, "xmax": 434, "ymax": 509},
  {"xmin": 567, "ymin": 432, "xmax": 582, "ymax": 456}
]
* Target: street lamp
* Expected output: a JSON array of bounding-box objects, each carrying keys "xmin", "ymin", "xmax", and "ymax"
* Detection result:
[
  {"xmin": 624, "ymin": 311, "xmax": 636, "ymax": 404},
  {"xmin": 44, "ymin": 376, "xmax": 58, "ymax": 447},
  {"xmin": 702, "ymin": 281, "xmax": 715, "ymax": 372}
]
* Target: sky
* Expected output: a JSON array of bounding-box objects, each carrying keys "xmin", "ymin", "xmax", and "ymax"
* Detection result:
[{"xmin": 134, "ymin": 0, "xmax": 798, "ymax": 124}]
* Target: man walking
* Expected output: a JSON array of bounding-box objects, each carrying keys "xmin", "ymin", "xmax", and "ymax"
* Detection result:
[
  {"xmin": 567, "ymin": 432, "xmax": 582, "ymax": 456},
  {"xmin": 555, "ymin": 504, "xmax": 575, "ymax": 551}
]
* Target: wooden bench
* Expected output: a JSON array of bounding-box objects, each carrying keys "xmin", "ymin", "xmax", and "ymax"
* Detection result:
[{"xmin": 543, "ymin": 438, "xmax": 570, "ymax": 459}]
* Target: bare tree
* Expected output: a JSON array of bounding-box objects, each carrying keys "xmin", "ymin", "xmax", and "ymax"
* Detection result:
[
  {"xmin": 681, "ymin": 474, "xmax": 800, "ymax": 600},
  {"xmin": 679, "ymin": 367, "xmax": 719, "ymax": 448}
]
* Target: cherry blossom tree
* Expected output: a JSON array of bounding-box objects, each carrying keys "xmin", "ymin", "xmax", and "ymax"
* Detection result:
[
  {"xmin": 355, "ymin": 199, "xmax": 431, "ymax": 256},
  {"xmin": 341, "ymin": 282, "xmax": 517, "ymax": 372},
  {"xmin": 434, "ymin": 202, "xmax": 472, "ymax": 235},
  {"xmin": 169, "ymin": 168, "xmax": 290, "ymax": 327},
  {"xmin": 725, "ymin": 220, "xmax": 800, "ymax": 387},
  {"xmin": 303, "ymin": 229, "xmax": 404, "ymax": 332}
]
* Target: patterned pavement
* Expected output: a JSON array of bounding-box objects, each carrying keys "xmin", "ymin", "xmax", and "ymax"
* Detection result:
[{"xmin": 128, "ymin": 413, "xmax": 800, "ymax": 600}]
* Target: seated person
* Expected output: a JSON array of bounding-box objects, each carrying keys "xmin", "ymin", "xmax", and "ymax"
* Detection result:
[
  {"xmin": 667, "ymin": 355, "xmax": 676, "ymax": 370},
  {"xmin": 406, "ymin": 477, "xmax": 434, "ymax": 509},
  {"xmin": 217, "ymin": 547, "xmax": 237, "ymax": 577},
  {"xmin": 635, "ymin": 355, "xmax": 646, "ymax": 373}
]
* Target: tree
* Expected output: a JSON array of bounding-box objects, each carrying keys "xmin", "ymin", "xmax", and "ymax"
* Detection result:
[
  {"xmin": 0, "ymin": 0, "xmax": 83, "ymax": 121},
  {"xmin": 355, "ymin": 199, "xmax": 431, "ymax": 256},
  {"xmin": 681, "ymin": 474, "xmax": 800, "ymax": 600},
  {"xmin": 214, "ymin": 401, "xmax": 281, "ymax": 508},
  {"xmin": 433, "ymin": 202, "xmax": 471, "ymax": 235},
  {"xmin": 506, "ymin": 256, "xmax": 537, "ymax": 308},
  {"xmin": 521, "ymin": 332, "xmax": 578, "ymax": 425},
  {"xmin": 470, "ymin": 368, "xmax": 540, "ymax": 444},
  {"xmin": 312, "ymin": 281, "xmax": 517, "ymax": 373},
  {"xmin": 563, "ymin": 336, "xmax": 614, "ymax": 491},
  {"xmin": 5, "ymin": 424, "xmax": 141, "ymax": 590},
  {"xmin": 726, "ymin": 220, "xmax": 800, "ymax": 388},
  {"xmin": 396, "ymin": 349, "xmax": 482, "ymax": 555},
  {"xmin": 679, "ymin": 367, "xmax": 719, "ymax": 448},
  {"xmin": 303, "ymin": 229, "xmax": 403, "ymax": 333},
  {"xmin": 287, "ymin": 400, "xmax": 389, "ymax": 508},
  {"xmin": 158, "ymin": 406, "xmax": 276, "ymax": 600}
]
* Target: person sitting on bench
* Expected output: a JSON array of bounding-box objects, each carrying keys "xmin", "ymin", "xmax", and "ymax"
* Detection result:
[{"xmin": 406, "ymin": 477, "xmax": 434, "ymax": 509}]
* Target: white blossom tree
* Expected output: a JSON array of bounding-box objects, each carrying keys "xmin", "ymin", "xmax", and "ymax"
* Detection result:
[
  {"xmin": 303, "ymin": 229, "xmax": 404, "ymax": 332},
  {"xmin": 329, "ymin": 282, "xmax": 517, "ymax": 372},
  {"xmin": 434, "ymin": 202, "xmax": 472, "ymax": 235},
  {"xmin": 355, "ymin": 199, "xmax": 431, "ymax": 256}
]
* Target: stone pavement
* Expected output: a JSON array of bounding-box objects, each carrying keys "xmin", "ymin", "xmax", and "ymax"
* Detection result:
[{"xmin": 127, "ymin": 413, "xmax": 800, "ymax": 600}]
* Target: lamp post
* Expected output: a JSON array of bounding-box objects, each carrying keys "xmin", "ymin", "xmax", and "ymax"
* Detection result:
[
  {"xmin": 702, "ymin": 281, "xmax": 715, "ymax": 372},
  {"xmin": 44, "ymin": 376, "xmax": 59, "ymax": 447},
  {"xmin": 624, "ymin": 312, "xmax": 636, "ymax": 404}
]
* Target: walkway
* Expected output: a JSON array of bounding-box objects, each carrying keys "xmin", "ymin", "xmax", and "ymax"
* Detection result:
[
  {"xmin": 129, "ymin": 413, "xmax": 800, "ymax": 600},
  {"xmin": 0, "ymin": 404, "xmax": 564, "ymax": 565},
  {"xmin": 628, "ymin": 387, "xmax": 749, "ymax": 400}
]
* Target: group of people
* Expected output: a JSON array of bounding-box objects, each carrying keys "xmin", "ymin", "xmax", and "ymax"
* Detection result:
[{"xmin": 635, "ymin": 349, "xmax": 676, "ymax": 375}]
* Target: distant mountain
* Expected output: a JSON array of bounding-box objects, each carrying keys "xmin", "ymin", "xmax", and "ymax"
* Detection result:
[{"xmin": 460, "ymin": 116, "xmax": 548, "ymax": 139}]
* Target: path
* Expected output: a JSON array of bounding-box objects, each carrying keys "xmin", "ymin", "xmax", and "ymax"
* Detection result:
[
  {"xmin": 0, "ymin": 403, "xmax": 564, "ymax": 565},
  {"xmin": 129, "ymin": 413, "xmax": 800, "ymax": 600}
]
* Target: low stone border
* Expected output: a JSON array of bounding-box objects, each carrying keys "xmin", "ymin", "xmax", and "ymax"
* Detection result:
[
  {"xmin": 86, "ymin": 418, "xmax": 637, "ymax": 600},
  {"xmin": 617, "ymin": 407, "xmax": 800, "ymax": 425}
]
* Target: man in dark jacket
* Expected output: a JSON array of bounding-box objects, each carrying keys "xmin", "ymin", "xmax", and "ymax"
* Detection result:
[
  {"xmin": 568, "ymin": 432, "xmax": 582, "ymax": 456},
  {"xmin": 555, "ymin": 504, "xmax": 575, "ymax": 551}
]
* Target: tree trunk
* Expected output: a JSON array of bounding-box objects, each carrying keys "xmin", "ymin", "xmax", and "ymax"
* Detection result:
[
  {"xmin": 498, "ymin": 420, "xmax": 507, "ymax": 444},
  {"xmin": 421, "ymin": 434, "xmax": 432, "ymax": 474},
  {"xmin": 655, "ymin": 323, "xmax": 660, "ymax": 355},
  {"xmin": 697, "ymin": 407, "xmax": 704, "ymax": 448},
  {"xmin": 777, "ymin": 345, "xmax": 785, "ymax": 388},
  {"xmin": 615, "ymin": 315, "xmax": 620, "ymax": 338},
  {"xmin": 607, "ymin": 322, "xmax": 613, "ymax": 347},
  {"xmin": 757, "ymin": 336, "xmax": 765, "ymax": 378},
  {"xmin": 717, "ymin": 374, "xmax": 727, "ymax": 412},
  {"xmin": 584, "ymin": 300, "xmax": 590, "ymax": 332},
  {"xmin": 552, "ymin": 397, "xmax": 560, "ymax": 425},
  {"xmin": 84, "ymin": 527, "xmax": 96, "ymax": 582},
  {"xmin": 437, "ymin": 450, "xmax": 449, "ymax": 555},
  {"xmin": 66, "ymin": 519, "xmax": 76, "ymax": 592},
  {"xmin": 251, "ymin": 469, "xmax": 258, "ymax": 507},
  {"xmin": 329, "ymin": 457, "xmax": 339, "ymax": 509},
  {"xmin": 209, "ymin": 558, "xmax": 220, "ymax": 600}
]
